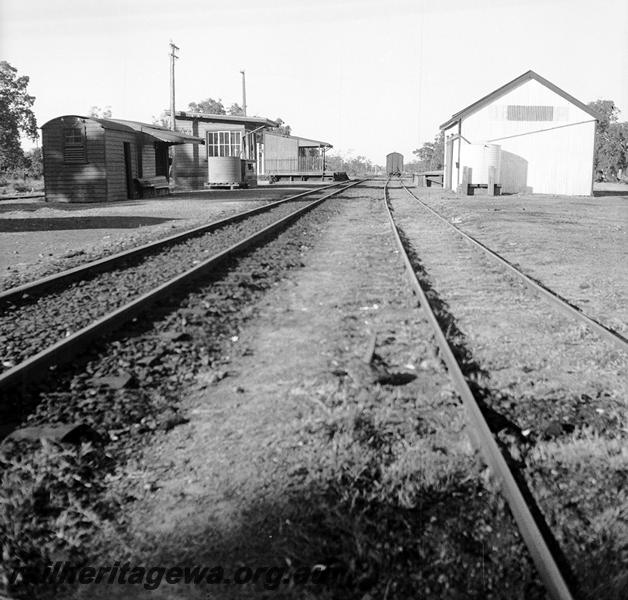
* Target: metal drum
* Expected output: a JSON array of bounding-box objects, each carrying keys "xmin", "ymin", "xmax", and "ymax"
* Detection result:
[{"xmin": 208, "ymin": 157, "xmax": 242, "ymax": 186}]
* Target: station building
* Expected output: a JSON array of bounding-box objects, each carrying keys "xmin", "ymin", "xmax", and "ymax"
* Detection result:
[
  {"xmin": 173, "ymin": 112, "xmax": 334, "ymax": 189},
  {"xmin": 173, "ymin": 112, "xmax": 277, "ymax": 189},
  {"xmin": 41, "ymin": 116, "xmax": 202, "ymax": 202},
  {"xmin": 440, "ymin": 70, "xmax": 598, "ymax": 196}
]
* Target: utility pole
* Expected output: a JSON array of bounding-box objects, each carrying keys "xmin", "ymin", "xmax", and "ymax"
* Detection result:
[
  {"xmin": 169, "ymin": 41, "xmax": 179, "ymax": 185},
  {"xmin": 169, "ymin": 41, "xmax": 179, "ymax": 131},
  {"xmin": 240, "ymin": 70, "xmax": 247, "ymax": 116}
]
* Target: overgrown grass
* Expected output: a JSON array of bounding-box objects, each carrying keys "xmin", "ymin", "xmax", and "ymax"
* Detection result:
[
  {"xmin": 526, "ymin": 431, "xmax": 628, "ymax": 599},
  {"xmin": 0, "ymin": 439, "xmax": 120, "ymax": 599},
  {"xmin": 273, "ymin": 379, "xmax": 544, "ymax": 599}
]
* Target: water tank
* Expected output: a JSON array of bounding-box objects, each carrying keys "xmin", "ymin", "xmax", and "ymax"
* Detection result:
[
  {"xmin": 463, "ymin": 145, "xmax": 485, "ymax": 183},
  {"xmin": 462, "ymin": 144, "xmax": 501, "ymax": 184},
  {"xmin": 208, "ymin": 157, "xmax": 242, "ymax": 186},
  {"xmin": 485, "ymin": 144, "xmax": 501, "ymax": 183}
]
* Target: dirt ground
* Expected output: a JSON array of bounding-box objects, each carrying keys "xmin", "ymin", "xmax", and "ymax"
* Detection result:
[
  {"xmin": 65, "ymin": 185, "xmax": 541, "ymax": 599},
  {"xmin": 5, "ymin": 180, "xmax": 626, "ymax": 598},
  {"xmin": 414, "ymin": 187, "xmax": 627, "ymax": 333},
  {"xmin": 0, "ymin": 188, "xmax": 308, "ymax": 282}
]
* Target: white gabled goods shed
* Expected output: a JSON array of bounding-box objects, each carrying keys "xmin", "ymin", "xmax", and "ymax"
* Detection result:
[{"xmin": 441, "ymin": 71, "xmax": 598, "ymax": 196}]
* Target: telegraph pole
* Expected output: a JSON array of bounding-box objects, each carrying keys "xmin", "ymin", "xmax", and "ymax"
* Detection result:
[
  {"xmin": 169, "ymin": 41, "xmax": 179, "ymax": 185},
  {"xmin": 169, "ymin": 41, "xmax": 179, "ymax": 131},
  {"xmin": 240, "ymin": 70, "xmax": 247, "ymax": 116}
]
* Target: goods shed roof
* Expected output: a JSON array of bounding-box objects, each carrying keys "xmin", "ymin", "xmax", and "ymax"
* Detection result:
[{"xmin": 440, "ymin": 70, "xmax": 599, "ymax": 130}]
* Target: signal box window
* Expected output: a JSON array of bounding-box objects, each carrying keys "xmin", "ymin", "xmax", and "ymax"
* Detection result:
[{"xmin": 207, "ymin": 131, "xmax": 242, "ymax": 157}]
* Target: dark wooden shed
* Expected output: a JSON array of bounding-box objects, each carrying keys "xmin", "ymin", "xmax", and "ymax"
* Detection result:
[{"xmin": 41, "ymin": 116, "xmax": 203, "ymax": 202}]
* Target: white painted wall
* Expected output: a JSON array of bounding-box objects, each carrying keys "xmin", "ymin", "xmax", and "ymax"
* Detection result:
[{"xmin": 443, "ymin": 78, "xmax": 596, "ymax": 195}]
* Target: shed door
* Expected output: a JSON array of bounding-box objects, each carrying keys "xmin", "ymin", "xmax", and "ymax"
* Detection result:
[{"xmin": 155, "ymin": 143, "xmax": 170, "ymax": 178}]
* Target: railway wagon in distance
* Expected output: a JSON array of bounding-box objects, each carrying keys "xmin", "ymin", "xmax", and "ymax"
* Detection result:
[{"xmin": 386, "ymin": 152, "xmax": 403, "ymax": 176}]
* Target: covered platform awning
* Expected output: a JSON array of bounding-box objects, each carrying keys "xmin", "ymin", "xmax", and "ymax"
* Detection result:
[
  {"xmin": 294, "ymin": 136, "xmax": 333, "ymax": 148},
  {"xmin": 106, "ymin": 119, "xmax": 204, "ymax": 145},
  {"xmin": 174, "ymin": 111, "xmax": 279, "ymax": 128}
]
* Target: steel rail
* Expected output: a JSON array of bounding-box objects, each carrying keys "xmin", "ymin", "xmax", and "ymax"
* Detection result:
[
  {"xmin": 400, "ymin": 181, "xmax": 627, "ymax": 354},
  {"xmin": 0, "ymin": 180, "xmax": 364, "ymax": 396},
  {"xmin": 0, "ymin": 192, "xmax": 45, "ymax": 201},
  {"xmin": 384, "ymin": 179, "xmax": 576, "ymax": 600},
  {"xmin": 0, "ymin": 182, "xmax": 349, "ymax": 305}
]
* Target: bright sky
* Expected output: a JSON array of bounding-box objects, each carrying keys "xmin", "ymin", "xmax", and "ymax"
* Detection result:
[{"xmin": 2, "ymin": 0, "xmax": 627, "ymax": 164}]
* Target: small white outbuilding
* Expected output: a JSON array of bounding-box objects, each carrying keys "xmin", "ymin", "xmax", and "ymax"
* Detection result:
[{"xmin": 440, "ymin": 70, "xmax": 598, "ymax": 196}]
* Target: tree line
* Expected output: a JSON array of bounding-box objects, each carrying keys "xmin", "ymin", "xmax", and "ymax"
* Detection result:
[
  {"xmin": 587, "ymin": 100, "xmax": 628, "ymax": 180},
  {"xmin": 325, "ymin": 154, "xmax": 382, "ymax": 176}
]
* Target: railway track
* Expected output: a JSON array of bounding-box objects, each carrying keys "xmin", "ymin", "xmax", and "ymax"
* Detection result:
[
  {"xmin": 397, "ymin": 180, "xmax": 627, "ymax": 354},
  {"xmin": 0, "ymin": 181, "xmax": 362, "ymax": 400},
  {"xmin": 2, "ymin": 178, "xmax": 623, "ymax": 598},
  {"xmin": 384, "ymin": 178, "xmax": 627, "ymax": 600},
  {"xmin": 0, "ymin": 182, "xmax": 346, "ymax": 302},
  {"xmin": 2, "ymin": 177, "xmax": 552, "ymax": 599}
]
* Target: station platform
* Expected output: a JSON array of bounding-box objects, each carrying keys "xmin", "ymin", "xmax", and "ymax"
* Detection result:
[{"xmin": 262, "ymin": 170, "xmax": 341, "ymax": 183}]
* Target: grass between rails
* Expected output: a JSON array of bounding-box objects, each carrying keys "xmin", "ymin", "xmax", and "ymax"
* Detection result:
[
  {"xmin": 263, "ymin": 376, "xmax": 545, "ymax": 599},
  {"xmin": 525, "ymin": 434, "xmax": 628, "ymax": 599}
]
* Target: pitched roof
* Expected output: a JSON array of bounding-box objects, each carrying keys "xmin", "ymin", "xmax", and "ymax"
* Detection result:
[
  {"xmin": 264, "ymin": 132, "xmax": 332, "ymax": 148},
  {"xmin": 107, "ymin": 119, "xmax": 204, "ymax": 144},
  {"xmin": 440, "ymin": 70, "xmax": 598, "ymax": 130},
  {"xmin": 42, "ymin": 115, "xmax": 204, "ymax": 144},
  {"xmin": 295, "ymin": 136, "xmax": 332, "ymax": 148},
  {"xmin": 175, "ymin": 111, "xmax": 278, "ymax": 127}
]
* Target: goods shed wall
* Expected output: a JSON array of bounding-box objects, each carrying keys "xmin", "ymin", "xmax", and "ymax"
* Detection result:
[{"xmin": 445, "ymin": 78, "xmax": 596, "ymax": 195}]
